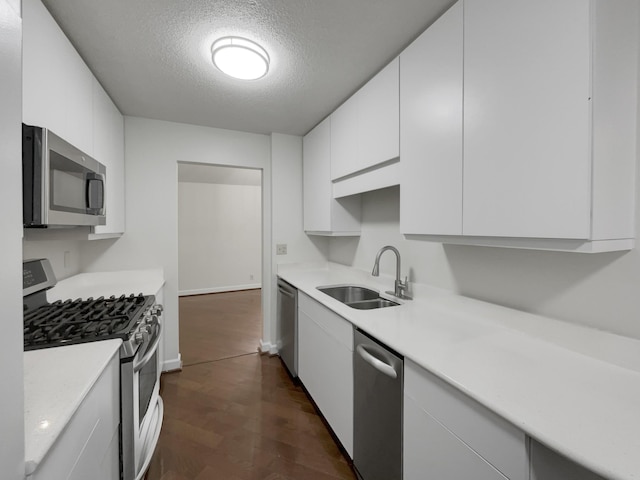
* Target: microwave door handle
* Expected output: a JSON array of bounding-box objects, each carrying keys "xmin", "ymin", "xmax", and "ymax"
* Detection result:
[{"xmin": 85, "ymin": 173, "xmax": 105, "ymax": 212}]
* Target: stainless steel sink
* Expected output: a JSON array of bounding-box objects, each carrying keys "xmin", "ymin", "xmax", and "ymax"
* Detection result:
[
  {"xmin": 347, "ymin": 298, "xmax": 400, "ymax": 310},
  {"xmin": 317, "ymin": 285, "xmax": 400, "ymax": 309},
  {"xmin": 318, "ymin": 285, "xmax": 379, "ymax": 303}
]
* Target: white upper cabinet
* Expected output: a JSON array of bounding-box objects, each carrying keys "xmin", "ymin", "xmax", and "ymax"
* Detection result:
[
  {"xmin": 400, "ymin": 0, "xmax": 638, "ymax": 252},
  {"xmin": 463, "ymin": 0, "xmax": 591, "ymax": 239},
  {"xmin": 303, "ymin": 117, "xmax": 361, "ymax": 235},
  {"xmin": 90, "ymin": 80, "xmax": 125, "ymax": 237},
  {"xmin": 23, "ymin": 0, "xmax": 126, "ymax": 237},
  {"xmin": 329, "ymin": 58, "xmax": 400, "ymax": 197},
  {"xmin": 356, "ymin": 57, "xmax": 400, "ymax": 174},
  {"xmin": 400, "ymin": 1, "xmax": 463, "ymax": 236},
  {"xmin": 330, "ymin": 90, "xmax": 361, "ymax": 181},
  {"xmin": 22, "ymin": 0, "xmax": 93, "ymax": 156}
]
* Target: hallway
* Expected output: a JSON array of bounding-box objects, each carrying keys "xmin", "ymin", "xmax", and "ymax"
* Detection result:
[
  {"xmin": 179, "ymin": 290, "xmax": 262, "ymax": 366},
  {"xmin": 145, "ymin": 291, "xmax": 356, "ymax": 480}
]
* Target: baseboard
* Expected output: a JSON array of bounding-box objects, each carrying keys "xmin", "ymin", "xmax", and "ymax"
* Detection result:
[
  {"xmin": 179, "ymin": 284, "xmax": 262, "ymax": 296},
  {"xmin": 162, "ymin": 354, "xmax": 182, "ymax": 372},
  {"xmin": 259, "ymin": 339, "xmax": 278, "ymax": 356}
]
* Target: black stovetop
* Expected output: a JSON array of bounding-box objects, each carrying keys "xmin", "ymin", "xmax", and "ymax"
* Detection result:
[{"xmin": 23, "ymin": 294, "xmax": 154, "ymax": 351}]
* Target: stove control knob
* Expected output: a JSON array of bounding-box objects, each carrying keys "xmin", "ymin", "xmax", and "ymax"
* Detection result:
[
  {"xmin": 145, "ymin": 315, "xmax": 158, "ymax": 326},
  {"xmin": 134, "ymin": 332, "xmax": 145, "ymax": 344},
  {"xmin": 151, "ymin": 305, "xmax": 163, "ymax": 316}
]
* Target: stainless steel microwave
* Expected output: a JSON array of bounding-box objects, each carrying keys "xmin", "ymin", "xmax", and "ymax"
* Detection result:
[{"xmin": 22, "ymin": 124, "xmax": 106, "ymax": 227}]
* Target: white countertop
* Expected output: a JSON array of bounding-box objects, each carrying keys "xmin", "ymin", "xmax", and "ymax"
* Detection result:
[
  {"xmin": 24, "ymin": 340, "xmax": 122, "ymax": 476},
  {"xmin": 47, "ymin": 268, "xmax": 165, "ymax": 302},
  {"xmin": 278, "ymin": 262, "xmax": 640, "ymax": 480}
]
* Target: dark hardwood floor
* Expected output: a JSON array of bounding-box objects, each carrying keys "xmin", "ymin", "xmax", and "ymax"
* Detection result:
[
  {"xmin": 145, "ymin": 290, "xmax": 356, "ymax": 480},
  {"xmin": 179, "ymin": 289, "xmax": 263, "ymax": 366}
]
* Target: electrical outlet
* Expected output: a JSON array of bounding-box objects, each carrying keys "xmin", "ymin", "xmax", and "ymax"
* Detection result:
[
  {"xmin": 276, "ymin": 244, "xmax": 287, "ymax": 255},
  {"xmin": 63, "ymin": 251, "xmax": 70, "ymax": 269},
  {"xmin": 250, "ymin": 274, "xmax": 254, "ymax": 280}
]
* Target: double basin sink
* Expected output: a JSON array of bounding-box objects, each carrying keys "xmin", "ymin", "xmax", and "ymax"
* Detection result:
[{"xmin": 317, "ymin": 285, "xmax": 400, "ymax": 310}]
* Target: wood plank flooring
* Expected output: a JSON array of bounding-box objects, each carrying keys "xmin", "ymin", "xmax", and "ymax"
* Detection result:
[
  {"xmin": 145, "ymin": 290, "xmax": 356, "ymax": 480},
  {"xmin": 179, "ymin": 290, "xmax": 263, "ymax": 366}
]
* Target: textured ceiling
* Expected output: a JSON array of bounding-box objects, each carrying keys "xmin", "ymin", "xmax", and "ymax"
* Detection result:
[{"xmin": 40, "ymin": 0, "xmax": 456, "ymax": 136}]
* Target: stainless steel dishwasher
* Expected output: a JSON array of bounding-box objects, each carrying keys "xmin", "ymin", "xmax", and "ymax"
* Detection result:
[
  {"xmin": 354, "ymin": 328, "xmax": 403, "ymax": 480},
  {"xmin": 277, "ymin": 278, "xmax": 298, "ymax": 378}
]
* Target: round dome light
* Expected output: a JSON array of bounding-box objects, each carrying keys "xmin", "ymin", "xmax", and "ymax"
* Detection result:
[{"xmin": 211, "ymin": 36, "xmax": 270, "ymax": 80}]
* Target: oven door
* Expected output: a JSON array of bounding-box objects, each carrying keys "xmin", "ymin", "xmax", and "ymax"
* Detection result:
[{"xmin": 122, "ymin": 319, "xmax": 164, "ymax": 480}]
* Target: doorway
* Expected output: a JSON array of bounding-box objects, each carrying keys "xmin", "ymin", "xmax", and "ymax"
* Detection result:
[{"xmin": 177, "ymin": 163, "xmax": 263, "ymax": 365}]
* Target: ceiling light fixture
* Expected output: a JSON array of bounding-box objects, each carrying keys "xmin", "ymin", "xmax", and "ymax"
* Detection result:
[{"xmin": 211, "ymin": 36, "xmax": 270, "ymax": 80}]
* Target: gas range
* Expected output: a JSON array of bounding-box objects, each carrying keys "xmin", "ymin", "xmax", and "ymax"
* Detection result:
[{"xmin": 23, "ymin": 293, "xmax": 160, "ymax": 359}]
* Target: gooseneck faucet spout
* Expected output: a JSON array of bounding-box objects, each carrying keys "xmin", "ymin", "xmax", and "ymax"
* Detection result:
[{"xmin": 371, "ymin": 246, "xmax": 412, "ymax": 300}]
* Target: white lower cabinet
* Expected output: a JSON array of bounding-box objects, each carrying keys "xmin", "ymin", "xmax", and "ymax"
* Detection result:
[
  {"xmin": 404, "ymin": 398, "xmax": 508, "ymax": 480},
  {"xmin": 297, "ymin": 292, "xmax": 353, "ymax": 456},
  {"xmin": 403, "ymin": 359, "xmax": 528, "ymax": 480},
  {"xmin": 27, "ymin": 352, "xmax": 120, "ymax": 480},
  {"xmin": 529, "ymin": 440, "xmax": 605, "ymax": 480}
]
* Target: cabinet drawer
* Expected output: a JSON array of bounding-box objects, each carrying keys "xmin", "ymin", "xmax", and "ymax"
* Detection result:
[
  {"xmin": 405, "ymin": 360, "xmax": 528, "ymax": 480},
  {"xmin": 404, "ymin": 395, "xmax": 508, "ymax": 480},
  {"xmin": 298, "ymin": 292, "xmax": 353, "ymax": 351}
]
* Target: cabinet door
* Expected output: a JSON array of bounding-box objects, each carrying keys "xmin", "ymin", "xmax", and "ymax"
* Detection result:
[
  {"xmin": 297, "ymin": 295, "xmax": 353, "ymax": 456},
  {"xmin": 404, "ymin": 396, "xmax": 508, "ymax": 480},
  {"xmin": 331, "ymin": 58, "xmax": 399, "ymax": 181},
  {"xmin": 405, "ymin": 359, "xmax": 528, "ymax": 480},
  {"xmin": 463, "ymin": 0, "xmax": 591, "ymax": 239},
  {"xmin": 23, "ymin": 0, "xmax": 93, "ymax": 155},
  {"xmin": 92, "ymin": 80, "xmax": 125, "ymax": 236},
  {"xmin": 30, "ymin": 353, "xmax": 119, "ymax": 480},
  {"xmin": 303, "ymin": 118, "xmax": 332, "ymax": 232},
  {"xmin": 358, "ymin": 57, "xmax": 399, "ymax": 172},
  {"xmin": 400, "ymin": 1, "xmax": 463, "ymax": 235},
  {"xmin": 331, "ymin": 93, "xmax": 360, "ymax": 181}
]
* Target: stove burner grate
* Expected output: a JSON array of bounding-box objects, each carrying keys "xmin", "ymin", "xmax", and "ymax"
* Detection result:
[{"xmin": 23, "ymin": 294, "xmax": 151, "ymax": 350}]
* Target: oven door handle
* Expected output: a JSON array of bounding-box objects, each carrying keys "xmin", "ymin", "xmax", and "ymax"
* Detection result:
[
  {"xmin": 134, "ymin": 322, "xmax": 163, "ymax": 373},
  {"xmin": 134, "ymin": 396, "xmax": 164, "ymax": 480}
]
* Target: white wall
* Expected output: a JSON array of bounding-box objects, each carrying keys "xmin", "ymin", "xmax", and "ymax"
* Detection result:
[
  {"xmin": 271, "ymin": 133, "xmax": 329, "ymax": 266},
  {"xmin": 79, "ymin": 116, "xmax": 272, "ymax": 370},
  {"xmin": 270, "ymin": 133, "xmax": 329, "ymax": 351},
  {"xmin": 178, "ymin": 181, "xmax": 262, "ymax": 295},
  {"xmin": 0, "ymin": 0, "xmax": 24, "ymax": 477},
  {"xmin": 23, "ymin": 230, "xmax": 88, "ymax": 280}
]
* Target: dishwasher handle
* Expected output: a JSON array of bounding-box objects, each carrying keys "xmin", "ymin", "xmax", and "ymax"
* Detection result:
[
  {"xmin": 278, "ymin": 286, "xmax": 295, "ymax": 298},
  {"xmin": 356, "ymin": 343, "xmax": 398, "ymax": 379}
]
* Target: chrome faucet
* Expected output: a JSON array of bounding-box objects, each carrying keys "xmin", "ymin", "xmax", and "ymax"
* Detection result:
[{"xmin": 371, "ymin": 245, "xmax": 412, "ymax": 299}]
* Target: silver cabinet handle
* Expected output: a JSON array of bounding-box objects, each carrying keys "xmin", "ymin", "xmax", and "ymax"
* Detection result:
[{"xmin": 356, "ymin": 344, "xmax": 398, "ymax": 379}]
